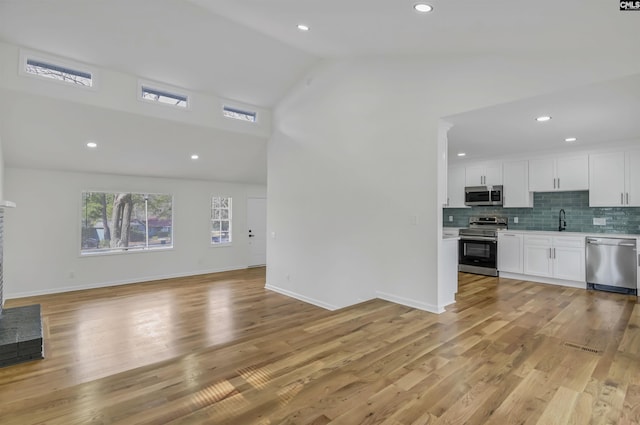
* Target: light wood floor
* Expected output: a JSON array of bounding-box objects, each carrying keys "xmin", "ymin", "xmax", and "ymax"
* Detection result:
[{"xmin": 1, "ymin": 269, "xmax": 639, "ymax": 424}]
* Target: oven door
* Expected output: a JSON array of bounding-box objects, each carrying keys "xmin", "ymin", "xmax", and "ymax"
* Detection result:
[{"xmin": 458, "ymin": 237, "xmax": 498, "ymax": 276}]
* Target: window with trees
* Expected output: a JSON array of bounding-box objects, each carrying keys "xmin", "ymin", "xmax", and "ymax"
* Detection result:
[
  {"xmin": 25, "ymin": 58, "xmax": 93, "ymax": 87},
  {"xmin": 81, "ymin": 192, "xmax": 173, "ymax": 254},
  {"xmin": 211, "ymin": 197, "xmax": 232, "ymax": 245}
]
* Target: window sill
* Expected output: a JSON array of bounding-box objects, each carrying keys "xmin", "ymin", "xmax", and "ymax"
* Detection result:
[{"xmin": 80, "ymin": 246, "xmax": 174, "ymax": 258}]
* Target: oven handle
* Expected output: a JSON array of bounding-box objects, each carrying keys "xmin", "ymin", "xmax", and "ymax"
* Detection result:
[{"xmin": 459, "ymin": 236, "xmax": 497, "ymax": 242}]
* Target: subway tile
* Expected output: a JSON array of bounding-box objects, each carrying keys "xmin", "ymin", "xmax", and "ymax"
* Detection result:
[{"xmin": 444, "ymin": 190, "xmax": 640, "ymax": 234}]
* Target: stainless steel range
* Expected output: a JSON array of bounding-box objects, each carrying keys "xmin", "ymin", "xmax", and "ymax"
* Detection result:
[{"xmin": 458, "ymin": 216, "xmax": 508, "ymax": 277}]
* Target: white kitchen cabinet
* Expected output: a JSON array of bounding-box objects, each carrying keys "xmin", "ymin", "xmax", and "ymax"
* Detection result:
[
  {"xmin": 498, "ymin": 232, "xmax": 523, "ymax": 273},
  {"xmin": 554, "ymin": 242, "xmax": 586, "ymax": 281},
  {"xmin": 502, "ymin": 160, "xmax": 533, "ymax": 208},
  {"xmin": 446, "ymin": 166, "xmax": 467, "ymax": 208},
  {"xmin": 465, "ymin": 163, "xmax": 502, "ymax": 186},
  {"xmin": 589, "ymin": 150, "xmax": 640, "ymax": 207},
  {"xmin": 528, "ymin": 156, "xmax": 589, "ymax": 192},
  {"xmin": 524, "ymin": 235, "xmax": 554, "ymax": 277},
  {"xmin": 523, "ymin": 234, "xmax": 585, "ymax": 281}
]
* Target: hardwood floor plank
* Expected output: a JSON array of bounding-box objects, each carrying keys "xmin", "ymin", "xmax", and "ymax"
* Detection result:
[{"xmin": 1, "ymin": 269, "xmax": 639, "ymax": 424}]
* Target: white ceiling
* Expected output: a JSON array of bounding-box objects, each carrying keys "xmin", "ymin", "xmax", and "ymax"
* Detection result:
[
  {"xmin": 446, "ymin": 73, "xmax": 640, "ymax": 164},
  {"xmin": 1, "ymin": 0, "xmax": 638, "ymax": 107},
  {"xmin": 0, "ymin": 90, "xmax": 267, "ymax": 183},
  {"xmin": 0, "ymin": 0, "xmax": 639, "ymax": 182},
  {"xmin": 0, "ymin": 0, "xmax": 317, "ymax": 107}
]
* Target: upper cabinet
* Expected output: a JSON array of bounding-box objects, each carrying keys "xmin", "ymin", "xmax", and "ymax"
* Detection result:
[
  {"xmin": 502, "ymin": 160, "xmax": 533, "ymax": 208},
  {"xmin": 528, "ymin": 156, "xmax": 589, "ymax": 192},
  {"xmin": 446, "ymin": 166, "xmax": 467, "ymax": 208},
  {"xmin": 589, "ymin": 150, "xmax": 640, "ymax": 207},
  {"xmin": 465, "ymin": 163, "xmax": 502, "ymax": 186}
]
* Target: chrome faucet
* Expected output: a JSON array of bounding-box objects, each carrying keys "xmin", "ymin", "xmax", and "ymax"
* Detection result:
[{"xmin": 558, "ymin": 209, "xmax": 567, "ymax": 231}]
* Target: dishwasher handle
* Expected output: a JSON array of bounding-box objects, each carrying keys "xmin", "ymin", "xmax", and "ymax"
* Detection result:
[{"xmin": 586, "ymin": 238, "xmax": 636, "ymax": 247}]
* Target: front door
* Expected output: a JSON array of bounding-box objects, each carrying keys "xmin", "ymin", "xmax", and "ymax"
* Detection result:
[{"xmin": 247, "ymin": 197, "xmax": 267, "ymax": 267}]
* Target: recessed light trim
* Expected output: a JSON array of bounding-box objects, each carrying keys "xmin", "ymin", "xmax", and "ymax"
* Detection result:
[
  {"xmin": 191, "ymin": 154, "xmax": 199, "ymax": 160},
  {"xmin": 565, "ymin": 137, "xmax": 577, "ymax": 142},
  {"xmin": 457, "ymin": 152, "xmax": 466, "ymax": 157},
  {"xmin": 414, "ymin": 3, "xmax": 433, "ymax": 13},
  {"xmin": 86, "ymin": 141, "xmax": 97, "ymax": 148},
  {"xmin": 297, "ymin": 24, "xmax": 310, "ymax": 31},
  {"xmin": 536, "ymin": 116, "xmax": 552, "ymax": 122}
]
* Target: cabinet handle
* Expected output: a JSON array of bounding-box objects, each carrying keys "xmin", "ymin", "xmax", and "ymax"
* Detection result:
[
  {"xmin": 553, "ymin": 248, "xmax": 556, "ymax": 259},
  {"xmin": 621, "ymin": 193, "xmax": 624, "ymax": 205},
  {"xmin": 553, "ymin": 178, "xmax": 556, "ymax": 189},
  {"xmin": 549, "ymin": 248, "xmax": 552, "ymax": 258},
  {"xmin": 626, "ymin": 192, "xmax": 629, "ymax": 205},
  {"xmin": 557, "ymin": 178, "xmax": 560, "ymax": 189}
]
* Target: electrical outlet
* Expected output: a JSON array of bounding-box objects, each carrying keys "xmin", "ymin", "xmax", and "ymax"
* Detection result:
[
  {"xmin": 513, "ymin": 217, "xmax": 519, "ymax": 224},
  {"xmin": 593, "ymin": 217, "xmax": 607, "ymax": 226},
  {"xmin": 448, "ymin": 216, "xmax": 453, "ymax": 222}
]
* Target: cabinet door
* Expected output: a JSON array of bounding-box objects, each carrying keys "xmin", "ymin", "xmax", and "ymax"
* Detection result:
[
  {"xmin": 528, "ymin": 159, "xmax": 555, "ymax": 192},
  {"xmin": 503, "ymin": 160, "xmax": 532, "ymax": 208},
  {"xmin": 626, "ymin": 150, "xmax": 640, "ymax": 207},
  {"xmin": 524, "ymin": 236, "xmax": 553, "ymax": 277},
  {"xmin": 447, "ymin": 167, "xmax": 467, "ymax": 208},
  {"xmin": 498, "ymin": 233, "xmax": 523, "ymax": 273},
  {"xmin": 589, "ymin": 152, "xmax": 625, "ymax": 207},
  {"xmin": 484, "ymin": 164, "xmax": 503, "ymax": 186},
  {"xmin": 553, "ymin": 246, "xmax": 585, "ymax": 281},
  {"xmin": 556, "ymin": 156, "xmax": 589, "ymax": 191},
  {"xmin": 465, "ymin": 166, "xmax": 485, "ymax": 186}
]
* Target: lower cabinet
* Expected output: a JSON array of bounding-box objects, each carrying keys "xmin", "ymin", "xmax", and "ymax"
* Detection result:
[
  {"xmin": 498, "ymin": 232, "xmax": 523, "ymax": 273},
  {"xmin": 523, "ymin": 235, "xmax": 585, "ymax": 281}
]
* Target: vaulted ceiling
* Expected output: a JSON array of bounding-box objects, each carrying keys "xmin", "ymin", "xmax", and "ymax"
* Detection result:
[{"xmin": 2, "ymin": 0, "xmax": 638, "ymax": 108}]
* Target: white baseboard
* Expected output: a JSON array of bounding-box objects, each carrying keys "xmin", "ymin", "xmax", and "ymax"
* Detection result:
[
  {"xmin": 376, "ymin": 290, "xmax": 444, "ymax": 314},
  {"xmin": 265, "ymin": 284, "xmax": 340, "ymax": 311},
  {"xmin": 499, "ymin": 272, "xmax": 586, "ymax": 289},
  {"xmin": 6, "ymin": 265, "xmax": 249, "ymax": 299}
]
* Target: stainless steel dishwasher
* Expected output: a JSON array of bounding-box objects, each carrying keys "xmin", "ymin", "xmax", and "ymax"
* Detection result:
[{"xmin": 586, "ymin": 237, "xmax": 637, "ymax": 295}]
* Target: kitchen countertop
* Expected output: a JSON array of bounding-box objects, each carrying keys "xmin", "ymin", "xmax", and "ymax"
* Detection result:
[{"xmin": 497, "ymin": 229, "xmax": 640, "ymax": 239}]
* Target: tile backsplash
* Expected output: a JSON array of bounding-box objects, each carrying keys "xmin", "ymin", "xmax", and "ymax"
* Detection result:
[{"xmin": 443, "ymin": 191, "xmax": 640, "ymax": 234}]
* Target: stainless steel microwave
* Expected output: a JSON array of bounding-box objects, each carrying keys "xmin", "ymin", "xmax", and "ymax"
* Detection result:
[{"xmin": 464, "ymin": 185, "xmax": 503, "ymax": 206}]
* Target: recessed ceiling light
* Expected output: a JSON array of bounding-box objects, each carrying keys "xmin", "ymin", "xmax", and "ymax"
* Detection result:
[
  {"xmin": 565, "ymin": 137, "xmax": 577, "ymax": 142},
  {"xmin": 297, "ymin": 24, "xmax": 310, "ymax": 31},
  {"xmin": 536, "ymin": 116, "xmax": 552, "ymax": 122},
  {"xmin": 191, "ymin": 154, "xmax": 199, "ymax": 160},
  {"xmin": 457, "ymin": 152, "xmax": 466, "ymax": 157},
  {"xmin": 414, "ymin": 3, "xmax": 433, "ymax": 13},
  {"xmin": 86, "ymin": 141, "xmax": 97, "ymax": 148}
]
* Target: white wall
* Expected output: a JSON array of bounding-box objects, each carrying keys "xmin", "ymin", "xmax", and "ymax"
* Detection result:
[
  {"xmin": 267, "ymin": 53, "xmax": 640, "ymax": 312},
  {"xmin": 3, "ymin": 167, "xmax": 266, "ymax": 298}
]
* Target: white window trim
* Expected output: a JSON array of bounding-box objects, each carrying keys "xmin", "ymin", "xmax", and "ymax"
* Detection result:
[
  {"xmin": 211, "ymin": 196, "xmax": 233, "ymax": 246},
  {"xmin": 19, "ymin": 49, "xmax": 98, "ymax": 90},
  {"xmin": 79, "ymin": 191, "xmax": 175, "ymax": 257},
  {"xmin": 222, "ymin": 104, "xmax": 258, "ymax": 124},
  {"xmin": 137, "ymin": 79, "xmax": 191, "ymax": 110}
]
